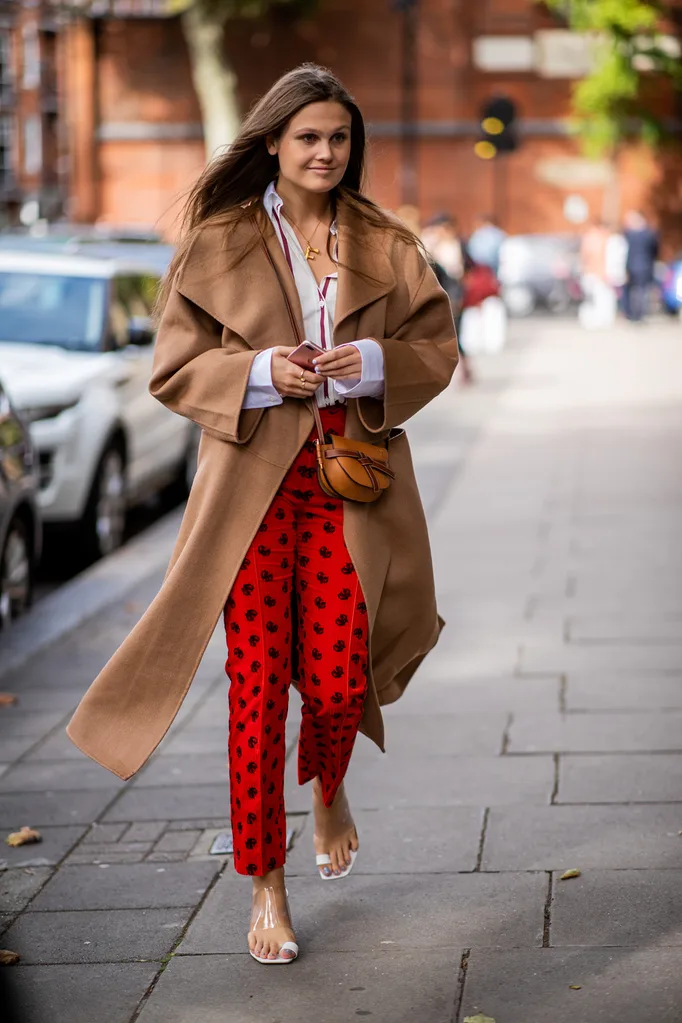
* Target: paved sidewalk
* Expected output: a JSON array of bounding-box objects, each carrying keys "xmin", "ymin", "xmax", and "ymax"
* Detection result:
[{"xmin": 2, "ymin": 317, "xmax": 682, "ymax": 1022}]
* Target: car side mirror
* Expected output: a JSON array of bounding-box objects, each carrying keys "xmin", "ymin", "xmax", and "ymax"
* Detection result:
[{"xmin": 127, "ymin": 316, "xmax": 155, "ymax": 347}]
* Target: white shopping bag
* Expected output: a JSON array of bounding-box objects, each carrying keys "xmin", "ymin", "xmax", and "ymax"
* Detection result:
[
  {"xmin": 481, "ymin": 297, "xmax": 507, "ymax": 353},
  {"xmin": 459, "ymin": 306, "xmax": 483, "ymax": 354}
]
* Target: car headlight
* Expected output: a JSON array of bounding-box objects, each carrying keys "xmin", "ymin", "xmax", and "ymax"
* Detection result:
[{"xmin": 20, "ymin": 401, "xmax": 79, "ymax": 424}]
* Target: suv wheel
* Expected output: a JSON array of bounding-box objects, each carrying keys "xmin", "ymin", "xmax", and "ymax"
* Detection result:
[
  {"xmin": 81, "ymin": 444, "xmax": 126, "ymax": 561},
  {"xmin": 0, "ymin": 516, "xmax": 33, "ymax": 630}
]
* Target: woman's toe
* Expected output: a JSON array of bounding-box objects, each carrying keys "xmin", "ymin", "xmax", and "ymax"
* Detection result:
[
  {"xmin": 281, "ymin": 946, "xmax": 295, "ymax": 959},
  {"xmin": 320, "ymin": 863, "xmax": 332, "ymax": 878}
]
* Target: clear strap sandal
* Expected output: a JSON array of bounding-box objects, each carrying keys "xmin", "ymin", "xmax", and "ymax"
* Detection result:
[
  {"xmin": 249, "ymin": 886, "xmax": 299, "ymax": 965},
  {"xmin": 316, "ymin": 847, "xmax": 358, "ymax": 881}
]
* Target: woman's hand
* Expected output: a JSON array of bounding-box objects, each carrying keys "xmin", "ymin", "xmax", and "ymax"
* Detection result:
[
  {"xmin": 271, "ymin": 347, "xmax": 323, "ymax": 399},
  {"xmin": 313, "ymin": 345, "xmax": 362, "ymax": 382}
]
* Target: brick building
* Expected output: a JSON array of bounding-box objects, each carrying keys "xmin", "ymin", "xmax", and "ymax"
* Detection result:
[{"xmin": 2, "ymin": 0, "xmax": 681, "ymax": 244}]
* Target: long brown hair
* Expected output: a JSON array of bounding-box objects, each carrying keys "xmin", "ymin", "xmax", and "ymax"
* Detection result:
[{"xmin": 156, "ymin": 63, "xmax": 418, "ymax": 317}]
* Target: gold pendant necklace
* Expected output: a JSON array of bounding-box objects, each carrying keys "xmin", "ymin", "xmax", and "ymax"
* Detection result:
[{"xmin": 284, "ymin": 211, "xmax": 328, "ymax": 261}]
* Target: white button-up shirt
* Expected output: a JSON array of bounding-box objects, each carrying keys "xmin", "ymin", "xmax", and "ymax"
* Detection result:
[{"xmin": 243, "ymin": 181, "xmax": 385, "ymax": 409}]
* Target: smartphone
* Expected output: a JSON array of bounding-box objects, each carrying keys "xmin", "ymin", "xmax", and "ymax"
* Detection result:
[{"xmin": 287, "ymin": 341, "xmax": 324, "ymax": 371}]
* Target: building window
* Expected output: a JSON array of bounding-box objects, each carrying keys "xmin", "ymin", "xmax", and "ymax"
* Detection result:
[
  {"xmin": 0, "ymin": 30, "xmax": 12, "ymax": 102},
  {"xmin": 22, "ymin": 23, "xmax": 41, "ymax": 90},
  {"xmin": 24, "ymin": 114, "xmax": 42, "ymax": 175},
  {"xmin": 0, "ymin": 114, "xmax": 14, "ymax": 184}
]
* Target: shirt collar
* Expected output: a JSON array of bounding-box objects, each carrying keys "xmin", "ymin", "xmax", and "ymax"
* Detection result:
[{"xmin": 263, "ymin": 180, "xmax": 338, "ymax": 236}]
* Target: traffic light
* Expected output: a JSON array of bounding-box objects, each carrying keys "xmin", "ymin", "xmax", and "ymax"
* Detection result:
[{"xmin": 475, "ymin": 96, "xmax": 518, "ymax": 160}]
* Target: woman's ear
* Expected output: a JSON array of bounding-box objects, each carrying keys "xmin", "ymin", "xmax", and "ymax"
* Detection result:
[{"xmin": 266, "ymin": 135, "xmax": 278, "ymax": 157}]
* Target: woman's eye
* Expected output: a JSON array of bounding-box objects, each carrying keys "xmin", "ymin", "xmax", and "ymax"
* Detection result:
[
  {"xmin": 332, "ymin": 134, "xmax": 348, "ymax": 144},
  {"xmin": 301, "ymin": 134, "xmax": 317, "ymax": 143}
]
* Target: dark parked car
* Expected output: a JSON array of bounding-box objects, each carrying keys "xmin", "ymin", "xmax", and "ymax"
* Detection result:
[{"xmin": 0, "ymin": 381, "xmax": 42, "ymax": 628}]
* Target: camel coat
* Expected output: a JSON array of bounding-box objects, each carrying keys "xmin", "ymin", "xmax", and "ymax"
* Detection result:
[{"xmin": 67, "ymin": 200, "xmax": 459, "ymax": 780}]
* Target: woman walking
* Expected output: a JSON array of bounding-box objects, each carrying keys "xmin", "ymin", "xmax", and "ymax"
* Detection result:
[{"xmin": 67, "ymin": 64, "xmax": 458, "ymax": 964}]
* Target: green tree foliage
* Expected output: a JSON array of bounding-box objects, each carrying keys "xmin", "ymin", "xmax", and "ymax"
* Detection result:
[{"xmin": 543, "ymin": 0, "xmax": 682, "ymax": 154}]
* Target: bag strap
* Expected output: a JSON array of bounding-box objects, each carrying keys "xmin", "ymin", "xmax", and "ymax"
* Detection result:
[{"xmin": 254, "ymin": 217, "xmax": 327, "ymax": 442}]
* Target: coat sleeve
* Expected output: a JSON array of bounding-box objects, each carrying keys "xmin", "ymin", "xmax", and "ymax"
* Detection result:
[
  {"xmin": 356, "ymin": 248, "xmax": 460, "ymax": 433},
  {"xmin": 149, "ymin": 278, "xmax": 264, "ymax": 445}
]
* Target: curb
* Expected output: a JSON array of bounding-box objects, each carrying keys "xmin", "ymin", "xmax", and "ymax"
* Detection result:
[{"xmin": 0, "ymin": 506, "xmax": 183, "ymax": 682}]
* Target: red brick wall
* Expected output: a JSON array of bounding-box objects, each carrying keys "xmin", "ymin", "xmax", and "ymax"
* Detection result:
[{"xmin": 80, "ymin": 1, "xmax": 680, "ymax": 247}]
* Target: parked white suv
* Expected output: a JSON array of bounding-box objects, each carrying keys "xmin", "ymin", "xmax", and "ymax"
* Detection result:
[{"xmin": 0, "ymin": 248, "xmax": 196, "ymax": 561}]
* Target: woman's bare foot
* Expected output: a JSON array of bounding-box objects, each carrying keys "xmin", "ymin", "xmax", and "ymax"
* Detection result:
[
  {"xmin": 312, "ymin": 777, "xmax": 359, "ymax": 878},
  {"xmin": 249, "ymin": 867, "xmax": 297, "ymax": 961}
]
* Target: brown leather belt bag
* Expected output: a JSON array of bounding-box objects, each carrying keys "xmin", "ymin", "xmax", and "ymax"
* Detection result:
[
  {"xmin": 310, "ymin": 400, "xmax": 395, "ymax": 504},
  {"xmin": 258, "ymin": 224, "xmax": 395, "ymax": 505}
]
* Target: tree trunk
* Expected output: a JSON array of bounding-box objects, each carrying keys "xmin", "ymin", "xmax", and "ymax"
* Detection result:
[{"xmin": 181, "ymin": 4, "xmax": 241, "ymax": 162}]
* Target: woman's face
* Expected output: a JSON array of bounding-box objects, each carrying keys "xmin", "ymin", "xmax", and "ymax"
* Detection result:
[{"xmin": 267, "ymin": 101, "xmax": 352, "ymax": 195}]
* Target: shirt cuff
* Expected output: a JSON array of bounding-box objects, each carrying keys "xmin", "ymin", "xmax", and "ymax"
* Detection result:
[
  {"xmin": 333, "ymin": 339, "xmax": 385, "ymax": 399},
  {"xmin": 242, "ymin": 349, "xmax": 283, "ymax": 409}
]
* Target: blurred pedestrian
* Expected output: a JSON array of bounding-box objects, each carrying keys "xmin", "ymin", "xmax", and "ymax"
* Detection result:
[
  {"xmin": 578, "ymin": 218, "xmax": 619, "ymax": 329},
  {"xmin": 467, "ymin": 213, "xmax": 507, "ymax": 276},
  {"xmin": 422, "ymin": 213, "xmax": 473, "ymax": 383},
  {"xmin": 67, "ymin": 66, "xmax": 458, "ymax": 967},
  {"xmin": 623, "ymin": 210, "xmax": 659, "ymax": 322},
  {"xmin": 458, "ymin": 251, "xmax": 507, "ymax": 355}
]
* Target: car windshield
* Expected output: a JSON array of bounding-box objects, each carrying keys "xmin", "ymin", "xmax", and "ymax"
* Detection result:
[{"xmin": 0, "ymin": 271, "xmax": 107, "ymax": 351}]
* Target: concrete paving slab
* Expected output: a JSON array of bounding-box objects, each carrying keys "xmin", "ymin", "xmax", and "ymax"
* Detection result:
[
  {"xmin": 0, "ymin": 759, "xmax": 126, "ymax": 792},
  {"xmin": 483, "ymin": 805, "xmax": 682, "ymax": 870},
  {"xmin": 565, "ymin": 673, "xmax": 682, "ymax": 711},
  {"xmin": 353, "ymin": 712, "xmax": 509, "ymax": 758},
  {"xmin": 509, "ymin": 711, "xmax": 682, "ymax": 753},
  {"xmin": 102, "ymin": 785, "xmax": 230, "ymax": 822},
  {"xmin": 552, "ymin": 869, "xmax": 682, "ymax": 947},
  {"xmin": 0, "ymin": 689, "xmax": 86, "ymax": 712},
  {"xmin": 558, "ymin": 753, "xmax": 682, "ymax": 803},
  {"xmin": 0, "ymin": 736, "xmax": 45, "ymax": 761},
  {"xmin": 136, "ymin": 950, "xmax": 459, "ymax": 1023},
  {"xmin": 304, "ymin": 754, "xmax": 555, "ymax": 812},
  {"xmin": 29, "ymin": 861, "xmax": 220, "ymax": 911},
  {"xmin": 461, "ymin": 947, "xmax": 682, "ymax": 1023},
  {"xmin": 0, "ymin": 866, "xmax": 53, "ymax": 912},
  {"xmin": 179, "ymin": 870, "xmax": 546, "ymax": 955},
  {"xmin": 0, "ymin": 825, "xmax": 86, "ymax": 869},
  {"xmin": 0, "ymin": 711, "xmax": 67, "ymax": 737},
  {"xmin": 386, "ymin": 675, "xmax": 561, "ymax": 714},
  {"xmin": 3, "ymin": 906, "xmax": 194, "ymax": 964},
  {"xmin": 520, "ymin": 642, "xmax": 682, "ymax": 673},
  {"xmin": 283, "ymin": 806, "xmax": 484, "ymax": 876},
  {"xmin": 8, "ymin": 961, "xmax": 159, "ymax": 1023},
  {"xmin": 568, "ymin": 615, "xmax": 682, "ymax": 643},
  {"xmin": 133, "ymin": 755, "xmax": 228, "ymax": 788},
  {"xmin": 82, "ymin": 823, "xmax": 128, "ymax": 844},
  {"xmin": 0, "ymin": 789, "xmax": 119, "ymax": 827},
  {"xmin": 23, "ymin": 731, "xmax": 99, "ymax": 761},
  {"xmin": 154, "ymin": 727, "xmax": 228, "ymax": 757}
]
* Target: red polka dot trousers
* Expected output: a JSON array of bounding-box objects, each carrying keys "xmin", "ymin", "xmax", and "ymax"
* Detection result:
[{"xmin": 223, "ymin": 406, "xmax": 369, "ymax": 876}]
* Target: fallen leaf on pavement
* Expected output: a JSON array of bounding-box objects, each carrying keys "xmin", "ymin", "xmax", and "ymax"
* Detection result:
[
  {"xmin": 6, "ymin": 827, "xmax": 42, "ymax": 847},
  {"xmin": 0, "ymin": 693, "xmax": 17, "ymax": 706},
  {"xmin": 559, "ymin": 868, "xmax": 581, "ymax": 880},
  {"xmin": 0, "ymin": 950, "xmax": 20, "ymax": 965},
  {"xmin": 569, "ymin": 985, "xmax": 582, "ymax": 990},
  {"xmin": 463, "ymin": 1016, "xmax": 496, "ymax": 1023}
]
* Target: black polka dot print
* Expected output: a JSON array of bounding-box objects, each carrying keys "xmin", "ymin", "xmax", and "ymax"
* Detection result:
[{"xmin": 223, "ymin": 406, "xmax": 368, "ymax": 878}]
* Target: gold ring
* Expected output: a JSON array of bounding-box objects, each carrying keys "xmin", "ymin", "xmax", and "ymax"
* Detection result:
[{"xmin": 300, "ymin": 372, "xmax": 306, "ymax": 384}]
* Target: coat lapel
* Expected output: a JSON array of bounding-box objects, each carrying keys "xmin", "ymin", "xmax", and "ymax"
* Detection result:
[
  {"xmin": 334, "ymin": 198, "xmax": 396, "ymax": 339},
  {"xmin": 177, "ymin": 208, "xmax": 305, "ymax": 350},
  {"xmin": 177, "ymin": 198, "xmax": 395, "ymax": 349}
]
